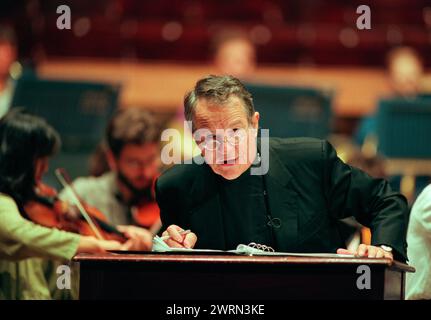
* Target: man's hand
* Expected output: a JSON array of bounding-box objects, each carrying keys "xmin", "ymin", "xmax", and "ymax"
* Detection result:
[
  {"xmin": 337, "ymin": 244, "xmax": 393, "ymax": 261},
  {"xmin": 117, "ymin": 225, "xmax": 153, "ymax": 251},
  {"xmin": 162, "ymin": 224, "xmax": 197, "ymax": 249}
]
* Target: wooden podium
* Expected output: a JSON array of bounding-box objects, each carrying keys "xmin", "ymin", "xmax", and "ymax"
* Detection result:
[{"xmin": 73, "ymin": 253, "xmax": 414, "ymax": 300}]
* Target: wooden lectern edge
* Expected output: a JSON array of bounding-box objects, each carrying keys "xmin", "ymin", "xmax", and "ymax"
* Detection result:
[{"xmin": 73, "ymin": 253, "xmax": 415, "ymax": 273}]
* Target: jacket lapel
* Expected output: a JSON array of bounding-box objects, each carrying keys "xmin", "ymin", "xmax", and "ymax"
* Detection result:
[
  {"xmin": 185, "ymin": 139, "xmax": 299, "ymax": 252},
  {"xmin": 263, "ymin": 143, "xmax": 299, "ymax": 252}
]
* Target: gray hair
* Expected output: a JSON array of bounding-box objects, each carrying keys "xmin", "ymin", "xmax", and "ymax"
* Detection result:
[{"xmin": 184, "ymin": 75, "xmax": 255, "ymax": 131}]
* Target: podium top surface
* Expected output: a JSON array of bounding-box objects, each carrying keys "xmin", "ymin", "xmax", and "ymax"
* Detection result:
[{"xmin": 73, "ymin": 252, "xmax": 415, "ymax": 273}]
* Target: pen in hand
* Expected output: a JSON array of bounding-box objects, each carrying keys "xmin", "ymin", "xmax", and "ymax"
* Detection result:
[{"xmin": 158, "ymin": 229, "xmax": 191, "ymax": 241}]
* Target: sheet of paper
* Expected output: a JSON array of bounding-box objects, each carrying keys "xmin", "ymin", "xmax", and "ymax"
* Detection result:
[{"xmin": 152, "ymin": 237, "xmax": 355, "ymax": 257}]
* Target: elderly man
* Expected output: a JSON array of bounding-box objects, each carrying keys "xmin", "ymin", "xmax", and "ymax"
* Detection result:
[{"xmin": 156, "ymin": 75, "xmax": 408, "ymax": 261}]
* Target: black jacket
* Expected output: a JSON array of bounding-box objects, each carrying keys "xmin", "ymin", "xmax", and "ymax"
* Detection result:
[{"xmin": 156, "ymin": 138, "xmax": 408, "ymax": 261}]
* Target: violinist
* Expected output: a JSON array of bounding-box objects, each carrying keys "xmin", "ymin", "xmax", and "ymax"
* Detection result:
[
  {"xmin": 0, "ymin": 109, "xmax": 152, "ymax": 300},
  {"xmin": 59, "ymin": 108, "xmax": 162, "ymax": 234}
]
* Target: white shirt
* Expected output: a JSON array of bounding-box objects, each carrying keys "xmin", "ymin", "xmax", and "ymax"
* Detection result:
[
  {"xmin": 406, "ymin": 184, "xmax": 431, "ymax": 300},
  {"xmin": 59, "ymin": 172, "xmax": 132, "ymax": 226}
]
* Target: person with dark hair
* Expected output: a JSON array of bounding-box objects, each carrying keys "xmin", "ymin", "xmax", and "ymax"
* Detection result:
[
  {"xmin": 156, "ymin": 75, "xmax": 408, "ymax": 262},
  {"xmin": 0, "ymin": 109, "xmax": 152, "ymax": 299},
  {"xmin": 59, "ymin": 107, "xmax": 162, "ymax": 234},
  {"xmin": 0, "ymin": 25, "xmax": 18, "ymax": 117}
]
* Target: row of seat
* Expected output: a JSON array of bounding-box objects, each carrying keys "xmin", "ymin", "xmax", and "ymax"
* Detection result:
[
  {"xmin": 26, "ymin": 18, "xmax": 429, "ymax": 65},
  {"xmin": 35, "ymin": 0, "xmax": 430, "ymax": 25}
]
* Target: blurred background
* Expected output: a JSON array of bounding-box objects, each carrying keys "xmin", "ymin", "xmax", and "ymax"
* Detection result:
[{"xmin": 1, "ymin": 0, "xmax": 431, "ymax": 204}]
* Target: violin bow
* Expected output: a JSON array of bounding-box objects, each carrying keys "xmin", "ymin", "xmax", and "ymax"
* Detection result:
[{"xmin": 54, "ymin": 168, "xmax": 104, "ymax": 240}]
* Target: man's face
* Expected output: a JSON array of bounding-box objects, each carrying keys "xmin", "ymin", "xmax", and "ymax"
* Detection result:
[
  {"xmin": 114, "ymin": 143, "xmax": 160, "ymax": 190},
  {"xmin": 389, "ymin": 54, "xmax": 424, "ymax": 96},
  {"xmin": 193, "ymin": 96, "xmax": 259, "ymax": 180}
]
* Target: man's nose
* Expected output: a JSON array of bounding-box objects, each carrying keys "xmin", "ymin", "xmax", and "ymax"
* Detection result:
[
  {"xmin": 220, "ymin": 138, "xmax": 236, "ymax": 158},
  {"xmin": 139, "ymin": 166, "xmax": 153, "ymax": 179}
]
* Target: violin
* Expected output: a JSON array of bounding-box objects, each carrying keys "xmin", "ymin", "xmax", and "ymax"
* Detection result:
[
  {"xmin": 24, "ymin": 172, "xmax": 127, "ymax": 243},
  {"xmin": 129, "ymin": 176, "xmax": 161, "ymax": 233},
  {"xmin": 132, "ymin": 202, "xmax": 160, "ymax": 226}
]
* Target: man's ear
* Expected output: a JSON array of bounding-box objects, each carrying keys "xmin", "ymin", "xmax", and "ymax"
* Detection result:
[
  {"xmin": 106, "ymin": 149, "xmax": 118, "ymax": 171},
  {"xmin": 252, "ymin": 111, "xmax": 260, "ymax": 129}
]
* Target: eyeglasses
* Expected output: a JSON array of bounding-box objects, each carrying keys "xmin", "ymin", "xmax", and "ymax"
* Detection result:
[{"xmin": 197, "ymin": 129, "xmax": 247, "ymax": 151}]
